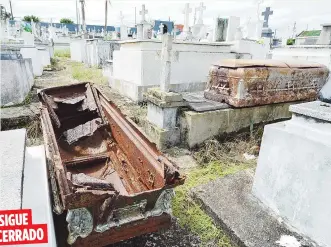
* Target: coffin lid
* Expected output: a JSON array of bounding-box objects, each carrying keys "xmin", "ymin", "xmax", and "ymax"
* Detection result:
[{"xmin": 213, "ymin": 59, "xmax": 326, "ymax": 69}]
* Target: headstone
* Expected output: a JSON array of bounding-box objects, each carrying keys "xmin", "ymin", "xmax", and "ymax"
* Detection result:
[
  {"xmin": 192, "ymin": 2, "xmax": 207, "ymax": 41},
  {"xmin": 183, "ymin": 3, "xmax": 192, "ymax": 32},
  {"xmin": 139, "ymin": 4, "xmax": 148, "ymax": 23},
  {"xmin": 212, "ymin": 17, "xmax": 228, "ymax": 42},
  {"xmin": 196, "ymin": 2, "xmax": 206, "ymax": 25},
  {"xmin": 261, "ymin": 7, "xmax": 273, "ymax": 28},
  {"xmin": 226, "ymin": 16, "xmax": 240, "ymax": 41}
]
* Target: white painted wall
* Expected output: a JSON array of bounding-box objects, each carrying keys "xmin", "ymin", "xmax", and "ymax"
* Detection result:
[{"xmin": 271, "ymin": 45, "xmax": 331, "ymax": 70}]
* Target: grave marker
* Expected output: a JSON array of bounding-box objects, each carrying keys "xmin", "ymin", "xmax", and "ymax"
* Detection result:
[{"xmin": 262, "ymin": 7, "xmax": 273, "ymax": 28}]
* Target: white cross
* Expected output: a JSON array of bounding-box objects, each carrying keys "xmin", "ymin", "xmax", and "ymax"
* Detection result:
[
  {"xmin": 182, "ymin": 3, "xmax": 192, "ymax": 32},
  {"xmin": 139, "ymin": 4, "xmax": 148, "ymax": 23},
  {"xmin": 119, "ymin": 11, "xmax": 124, "ymax": 25},
  {"xmin": 196, "ymin": 2, "xmax": 206, "ymax": 25}
]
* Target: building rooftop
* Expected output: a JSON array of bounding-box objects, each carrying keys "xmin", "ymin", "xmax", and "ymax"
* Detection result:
[{"xmin": 297, "ymin": 30, "xmax": 321, "ymax": 37}]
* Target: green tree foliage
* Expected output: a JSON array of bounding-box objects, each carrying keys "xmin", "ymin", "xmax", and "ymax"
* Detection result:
[
  {"xmin": 22, "ymin": 15, "xmax": 40, "ymax": 23},
  {"xmin": 60, "ymin": 18, "xmax": 74, "ymax": 24},
  {"xmin": 286, "ymin": 38, "xmax": 295, "ymax": 45}
]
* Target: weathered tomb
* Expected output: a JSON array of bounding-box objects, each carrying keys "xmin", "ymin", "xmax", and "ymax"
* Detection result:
[
  {"xmin": 252, "ymin": 100, "xmax": 331, "ymax": 246},
  {"xmin": 38, "ymin": 82, "xmax": 185, "ymax": 246},
  {"xmin": 204, "ymin": 59, "xmax": 329, "ymax": 107},
  {"xmin": 70, "ymin": 38, "xmax": 120, "ymax": 67},
  {"xmin": 192, "ymin": 98, "xmax": 331, "ymax": 247},
  {"xmin": 110, "ymin": 40, "xmax": 252, "ymax": 102},
  {"xmin": 0, "ymin": 49, "xmax": 34, "ymax": 106},
  {"xmin": 142, "ymin": 36, "xmax": 310, "ymax": 149}
]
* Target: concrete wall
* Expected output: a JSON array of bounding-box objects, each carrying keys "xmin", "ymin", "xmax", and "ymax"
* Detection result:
[
  {"xmin": 1, "ymin": 58, "xmax": 34, "ymax": 106},
  {"xmin": 253, "ymin": 113, "xmax": 331, "ymax": 247},
  {"xmin": 271, "ymin": 45, "xmax": 331, "ymax": 70},
  {"xmin": 181, "ymin": 102, "xmax": 294, "ymax": 147}
]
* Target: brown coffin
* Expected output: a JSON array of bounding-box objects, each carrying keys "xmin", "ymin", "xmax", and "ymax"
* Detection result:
[
  {"xmin": 38, "ymin": 83, "xmax": 185, "ymax": 246},
  {"xmin": 204, "ymin": 59, "xmax": 329, "ymax": 107}
]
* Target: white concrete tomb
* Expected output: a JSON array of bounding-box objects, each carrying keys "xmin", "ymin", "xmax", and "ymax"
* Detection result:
[{"xmin": 253, "ymin": 100, "xmax": 331, "ymax": 247}]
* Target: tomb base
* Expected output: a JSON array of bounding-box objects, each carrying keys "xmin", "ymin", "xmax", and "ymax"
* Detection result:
[
  {"xmin": 253, "ymin": 100, "xmax": 331, "ymax": 247},
  {"xmin": 145, "ymin": 88, "xmax": 186, "ymax": 149},
  {"xmin": 110, "ymin": 77, "xmax": 205, "ymax": 102}
]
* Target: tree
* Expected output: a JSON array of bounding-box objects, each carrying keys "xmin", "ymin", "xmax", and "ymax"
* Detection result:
[
  {"xmin": 22, "ymin": 15, "xmax": 40, "ymax": 22},
  {"xmin": 60, "ymin": 18, "xmax": 74, "ymax": 24},
  {"xmin": 0, "ymin": 5, "xmax": 12, "ymax": 20},
  {"xmin": 286, "ymin": 38, "xmax": 295, "ymax": 46}
]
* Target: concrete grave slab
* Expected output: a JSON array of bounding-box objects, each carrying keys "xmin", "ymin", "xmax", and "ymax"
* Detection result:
[
  {"xmin": 0, "ymin": 129, "xmax": 26, "ymax": 210},
  {"xmin": 23, "ymin": 145, "xmax": 57, "ymax": 247},
  {"xmin": 183, "ymin": 91, "xmax": 229, "ymax": 112},
  {"xmin": 192, "ymin": 170, "xmax": 317, "ymax": 247}
]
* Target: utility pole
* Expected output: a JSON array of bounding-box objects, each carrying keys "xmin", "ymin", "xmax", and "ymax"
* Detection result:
[
  {"xmin": 80, "ymin": 0, "xmax": 86, "ymax": 37},
  {"xmin": 134, "ymin": 7, "xmax": 136, "ymax": 25},
  {"xmin": 292, "ymin": 21, "xmax": 296, "ymax": 39},
  {"xmin": 76, "ymin": 0, "xmax": 79, "ymax": 32},
  {"xmin": 104, "ymin": 0, "xmax": 108, "ymax": 32},
  {"xmin": 9, "ymin": 0, "xmax": 13, "ymax": 20}
]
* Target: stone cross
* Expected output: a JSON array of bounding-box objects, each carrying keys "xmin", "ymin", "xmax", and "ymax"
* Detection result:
[
  {"xmin": 261, "ymin": 7, "xmax": 273, "ymax": 28},
  {"xmin": 196, "ymin": 2, "xmax": 206, "ymax": 25},
  {"xmin": 139, "ymin": 4, "xmax": 148, "ymax": 23},
  {"xmin": 182, "ymin": 3, "xmax": 192, "ymax": 32},
  {"xmin": 160, "ymin": 34, "xmax": 173, "ymax": 92}
]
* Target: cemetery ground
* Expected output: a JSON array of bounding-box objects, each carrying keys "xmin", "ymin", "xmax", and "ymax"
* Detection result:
[{"xmin": 1, "ymin": 54, "xmax": 262, "ymax": 247}]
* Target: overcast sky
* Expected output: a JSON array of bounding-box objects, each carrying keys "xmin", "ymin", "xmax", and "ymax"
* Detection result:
[{"xmin": 1, "ymin": 0, "xmax": 330, "ymax": 38}]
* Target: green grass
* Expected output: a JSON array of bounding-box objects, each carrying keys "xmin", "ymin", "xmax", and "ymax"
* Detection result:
[
  {"xmin": 172, "ymin": 161, "xmax": 251, "ymax": 246},
  {"xmin": 54, "ymin": 49, "xmax": 70, "ymax": 58},
  {"xmin": 71, "ymin": 62, "xmax": 108, "ymax": 85}
]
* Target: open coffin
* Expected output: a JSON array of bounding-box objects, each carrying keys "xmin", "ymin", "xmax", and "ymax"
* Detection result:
[{"xmin": 38, "ymin": 83, "xmax": 185, "ymax": 246}]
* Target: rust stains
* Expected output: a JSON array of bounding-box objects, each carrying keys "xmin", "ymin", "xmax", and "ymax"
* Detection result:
[
  {"xmin": 205, "ymin": 59, "xmax": 330, "ymax": 107},
  {"xmin": 38, "ymin": 82, "xmax": 185, "ymax": 246}
]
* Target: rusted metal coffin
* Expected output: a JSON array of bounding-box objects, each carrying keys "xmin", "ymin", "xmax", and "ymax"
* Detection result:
[
  {"xmin": 38, "ymin": 83, "xmax": 185, "ymax": 246},
  {"xmin": 204, "ymin": 59, "xmax": 329, "ymax": 107}
]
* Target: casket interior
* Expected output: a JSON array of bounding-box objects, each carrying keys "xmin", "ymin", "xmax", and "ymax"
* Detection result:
[{"xmin": 39, "ymin": 83, "xmax": 173, "ymax": 198}]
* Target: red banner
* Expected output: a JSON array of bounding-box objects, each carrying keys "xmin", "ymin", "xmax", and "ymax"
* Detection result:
[{"xmin": 0, "ymin": 210, "xmax": 48, "ymax": 245}]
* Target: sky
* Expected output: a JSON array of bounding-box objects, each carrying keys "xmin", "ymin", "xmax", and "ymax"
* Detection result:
[{"xmin": 1, "ymin": 0, "xmax": 330, "ymax": 38}]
